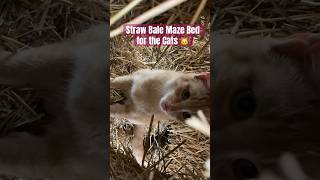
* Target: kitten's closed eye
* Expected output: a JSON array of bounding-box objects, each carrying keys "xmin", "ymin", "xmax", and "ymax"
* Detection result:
[{"xmin": 231, "ymin": 89, "xmax": 256, "ymax": 119}]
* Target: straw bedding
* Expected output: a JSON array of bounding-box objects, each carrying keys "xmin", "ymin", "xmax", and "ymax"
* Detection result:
[
  {"xmin": 110, "ymin": 0, "xmax": 210, "ymax": 179},
  {"xmin": 213, "ymin": 0, "xmax": 320, "ymax": 37}
]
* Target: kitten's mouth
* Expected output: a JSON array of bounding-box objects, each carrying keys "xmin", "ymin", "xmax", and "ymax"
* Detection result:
[
  {"xmin": 161, "ymin": 101, "xmax": 176, "ymax": 113},
  {"xmin": 160, "ymin": 101, "xmax": 169, "ymax": 112}
]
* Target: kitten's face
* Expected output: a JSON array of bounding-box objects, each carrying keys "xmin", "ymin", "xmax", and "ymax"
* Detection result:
[
  {"xmin": 212, "ymin": 34, "xmax": 320, "ymax": 179},
  {"xmin": 159, "ymin": 73, "xmax": 210, "ymax": 121}
]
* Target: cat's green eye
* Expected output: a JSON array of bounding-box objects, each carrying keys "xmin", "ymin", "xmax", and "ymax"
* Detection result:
[
  {"xmin": 181, "ymin": 89, "xmax": 190, "ymax": 100},
  {"xmin": 182, "ymin": 112, "xmax": 191, "ymax": 119}
]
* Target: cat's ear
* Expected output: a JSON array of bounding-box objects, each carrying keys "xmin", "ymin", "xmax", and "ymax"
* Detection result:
[
  {"xmin": 195, "ymin": 72, "xmax": 210, "ymax": 90},
  {"xmin": 270, "ymin": 33, "xmax": 320, "ymax": 62},
  {"xmin": 271, "ymin": 33, "xmax": 320, "ymax": 85}
]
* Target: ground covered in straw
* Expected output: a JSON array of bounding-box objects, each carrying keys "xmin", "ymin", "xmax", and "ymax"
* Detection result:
[
  {"xmin": 213, "ymin": 0, "xmax": 320, "ymax": 37},
  {"xmin": 110, "ymin": 0, "xmax": 210, "ymax": 179},
  {"xmin": 0, "ymin": 0, "xmax": 107, "ymax": 179}
]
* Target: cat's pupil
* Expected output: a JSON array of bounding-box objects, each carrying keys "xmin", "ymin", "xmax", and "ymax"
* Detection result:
[
  {"xmin": 182, "ymin": 112, "xmax": 191, "ymax": 119},
  {"xmin": 181, "ymin": 89, "xmax": 190, "ymax": 100},
  {"xmin": 233, "ymin": 159, "xmax": 258, "ymax": 180},
  {"xmin": 232, "ymin": 90, "xmax": 256, "ymax": 118}
]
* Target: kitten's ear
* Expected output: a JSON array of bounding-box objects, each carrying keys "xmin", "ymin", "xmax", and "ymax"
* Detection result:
[
  {"xmin": 270, "ymin": 33, "xmax": 320, "ymax": 62},
  {"xmin": 271, "ymin": 33, "xmax": 320, "ymax": 86},
  {"xmin": 195, "ymin": 72, "xmax": 210, "ymax": 90}
]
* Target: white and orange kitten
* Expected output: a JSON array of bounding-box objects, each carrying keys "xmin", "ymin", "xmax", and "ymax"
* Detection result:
[
  {"xmin": 0, "ymin": 24, "xmax": 107, "ymax": 180},
  {"xmin": 212, "ymin": 33, "xmax": 320, "ymax": 180},
  {"xmin": 111, "ymin": 69, "xmax": 210, "ymax": 164}
]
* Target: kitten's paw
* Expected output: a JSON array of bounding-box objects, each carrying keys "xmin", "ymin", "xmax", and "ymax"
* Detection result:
[
  {"xmin": 110, "ymin": 78, "xmax": 119, "ymax": 89},
  {"xmin": 132, "ymin": 149, "xmax": 144, "ymax": 166},
  {"xmin": 131, "ymin": 139, "xmax": 145, "ymax": 166},
  {"xmin": 110, "ymin": 75, "xmax": 133, "ymax": 90}
]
